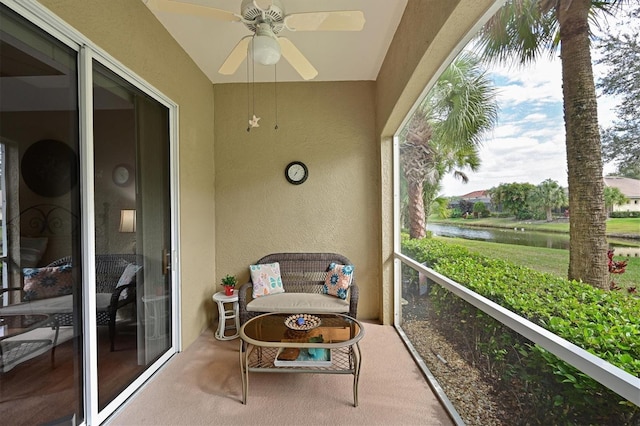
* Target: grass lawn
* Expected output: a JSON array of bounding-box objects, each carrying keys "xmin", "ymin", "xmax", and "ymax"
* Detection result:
[
  {"xmin": 434, "ymin": 236, "xmax": 639, "ymax": 290},
  {"xmin": 607, "ymin": 217, "xmax": 640, "ymax": 235}
]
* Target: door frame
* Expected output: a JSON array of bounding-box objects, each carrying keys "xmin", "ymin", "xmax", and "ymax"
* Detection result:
[{"xmin": 1, "ymin": 1, "xmax": 181, "ymax": 424}]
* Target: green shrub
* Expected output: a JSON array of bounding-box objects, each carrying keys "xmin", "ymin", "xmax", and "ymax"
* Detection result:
[
  {"xmin": 401, "ymin": 235, "xmax": 639, "ymax": 424},
  {"xmin": 450, "ymin": 208, "xmax": 463, "ymax": 218},
  {"xmin": 610, "ymin": 211, "xmax": 640, "ymax": 218},
  {"xmin": 472, "ymin": 202, "xmax": 487, "ymax": 218}
]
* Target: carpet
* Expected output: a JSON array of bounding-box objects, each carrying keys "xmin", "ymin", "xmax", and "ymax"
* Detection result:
[{"xmin": 108, "ymin": 322, "xmax": 453, "ymax": 426}]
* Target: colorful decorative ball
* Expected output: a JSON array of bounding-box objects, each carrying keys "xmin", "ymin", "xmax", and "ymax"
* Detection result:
[{"xmin": 296, "ymin": 317, "xmax": 305, "ymax": 326}]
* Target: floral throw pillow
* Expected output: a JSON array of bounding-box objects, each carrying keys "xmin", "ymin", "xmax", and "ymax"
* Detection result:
[
  {"xmin": 250, "ymin": 262, "xmax": 285, "ymax": 298},
  {"xmin": 23, "ymin": 264, "xmax": 73, "ymax": 301},
  {"xmin": 323, "ymin": 263, "xmax": 354, "ymax": 300}
]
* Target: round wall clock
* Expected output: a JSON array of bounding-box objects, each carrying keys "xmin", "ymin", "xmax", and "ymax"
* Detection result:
[
  {"xmin": 285, "ymin": 161, "xmax": 308, "ymax": 185},
  {"xmin": 112, "ymin": 164, "xmax": 132, "ymax": 187}
]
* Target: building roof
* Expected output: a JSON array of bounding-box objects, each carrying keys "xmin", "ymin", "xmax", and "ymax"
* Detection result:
[
  {"xmin": 460, "ymin": 190, "xmax": 488, "ymax": 199},
  {"xmin": 604, "ymin": 176, "xmax": 640, "ymax": 198}
]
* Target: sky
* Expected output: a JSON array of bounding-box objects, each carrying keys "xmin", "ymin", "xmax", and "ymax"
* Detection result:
[{"xmin": 439, "ymin": 32, "xmax": 621, "ymax": 197}]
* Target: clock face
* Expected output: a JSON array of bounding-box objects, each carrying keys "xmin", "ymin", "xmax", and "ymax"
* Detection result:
[
  {"xmin": 113, "ymin": 164, "xmax": 132, "ymax": 186},
  {"xmin": 285, "ymin": 161, "xmax": 308, "ymax": 185}
]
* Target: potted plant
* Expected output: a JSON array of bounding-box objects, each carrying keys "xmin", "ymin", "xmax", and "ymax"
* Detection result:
[{"xmin": 221, "ymin": 274, "xmax": 237, "ymax": 296}]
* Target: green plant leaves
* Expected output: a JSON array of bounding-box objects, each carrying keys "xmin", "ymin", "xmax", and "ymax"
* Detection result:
[{"xmin": 402, "ymin": 235, "xmax": 640, "ymax": 423}]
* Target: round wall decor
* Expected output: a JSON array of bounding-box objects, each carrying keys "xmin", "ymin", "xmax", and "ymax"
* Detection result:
[
  {"xmin": 21, "ymin": 139, "xmax": 78, "ymax": 197},
  {"xmin": 285, "ymin": 161, "xmax": 308, "ymax": 185}
]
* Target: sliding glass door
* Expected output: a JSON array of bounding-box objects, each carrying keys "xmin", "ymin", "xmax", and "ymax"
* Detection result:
[
  {"xmin": 0, "ymin": 2, "xmax": 176, "ymax": 424},
  {"xmin": 0, "ymin": 5, "xmax": 84, "ymax": 423},
  {"xmin": 92, "ymin": 61, "xmax": 172, "ymax": 410}
]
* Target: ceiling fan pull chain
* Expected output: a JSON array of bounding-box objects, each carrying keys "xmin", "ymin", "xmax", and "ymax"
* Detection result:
[
  {"xmin": 274, "ymin": 63, "xmax": 279, "ymax": 130},
  {"xmin": 246, "ymin": 47, "xmax": 251, "ymax": 132},
  {"xmin": 247, "ymin": 40, "xmax": 261, "ymax": 131}
]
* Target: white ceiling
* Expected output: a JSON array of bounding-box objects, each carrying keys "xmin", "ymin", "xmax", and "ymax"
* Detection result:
[{"xmin": 143, "ymin": 0, "xmax": 408, "ymax": 84}]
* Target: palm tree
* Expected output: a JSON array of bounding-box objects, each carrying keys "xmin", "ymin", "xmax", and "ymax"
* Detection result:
[
  {"xmin": 400, "ymin": 119, "xmax": 434, "ymax": 239},
  {"xmin": 603, "ymin": 186, "xmax": 628, "ymax": 216},
  {"xmin": 532, "ymin": 179, "xmax": 568, "ymax": 221},
  {"xmin": 475, "ymin": 0, "xmax": 628, "ymax": 289},
  {"xmin": 422, "ymin": 144, "xmax": 481, "ymax": 221},
  {"xmin": 400, "ymin": 51, "xmax": 498, "ymax": 239}
]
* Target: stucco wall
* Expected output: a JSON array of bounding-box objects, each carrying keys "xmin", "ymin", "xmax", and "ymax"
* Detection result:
[
  {"xmin": 38, "ymin": 0, "xmax": 216, "ymax": 348},
  {"xmin": 214, "ymin": 81, "xmax": 380, "ymax": 320}
]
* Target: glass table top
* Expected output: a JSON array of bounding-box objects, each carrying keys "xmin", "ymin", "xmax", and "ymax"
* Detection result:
[
  {"xmin": 240, "ymin": 313, "xmax": 363, "ymax": 348},
  {"xmin": 0, "ymin": 314, "xmax": 51, "ymax": 340}
]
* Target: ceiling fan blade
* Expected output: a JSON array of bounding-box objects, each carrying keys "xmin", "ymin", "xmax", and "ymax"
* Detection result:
[
  {"xmin": 277, "ymin": 38, "xmax": 318, "ymax": 80},
  {"xmin": 218, "ymin": 36, "xmax": 252, "ymax": 75},
  {"xmin": 145, "ymin": 0, "xmax": 241, "ymax": 22},
  {"xmin": 284, "ymin": 11, "xmax": 365, "ymax": 31}
]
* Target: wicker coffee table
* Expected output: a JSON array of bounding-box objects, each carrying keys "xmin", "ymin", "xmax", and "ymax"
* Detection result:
[{"xmin": 239, "ymin": 312, "xmax": 364, "ymax": 406}]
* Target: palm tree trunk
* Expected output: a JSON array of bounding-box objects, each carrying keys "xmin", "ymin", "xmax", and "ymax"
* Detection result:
[
  {"xmin": 559, "ymin": 0, "xmax": 608, "ymax": 289},
  {"xmin": 407, "ymin": 181, "xmax": 426, "ymax": 239},
  {"xmin": 546, "ymin": 207, "xmax": 553, "ymax": 222}
]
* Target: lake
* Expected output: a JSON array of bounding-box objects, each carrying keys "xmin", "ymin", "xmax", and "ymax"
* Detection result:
[{"xmin": 427, "ymin": 223, "xmax": 640, "ymax": 257}]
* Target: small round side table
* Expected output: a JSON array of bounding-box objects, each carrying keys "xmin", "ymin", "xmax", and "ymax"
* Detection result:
[{"xmin": 212, "ymin": 291, "xmax": 240, "ymax": 340}]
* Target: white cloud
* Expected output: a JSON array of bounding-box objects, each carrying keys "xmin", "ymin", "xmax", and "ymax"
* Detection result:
[
  {"xmin": 441, "ymin": 34, "xmax": 622, "ymax": 197},
  {"xmin": 521, "ymin": 113, "xmax": 547, "ymax": 122}
]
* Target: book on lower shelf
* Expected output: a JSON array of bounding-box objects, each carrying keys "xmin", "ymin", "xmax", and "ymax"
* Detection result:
[{"xmin": 274, "ymin": 347, "xmax": 332, "ymax": 367}]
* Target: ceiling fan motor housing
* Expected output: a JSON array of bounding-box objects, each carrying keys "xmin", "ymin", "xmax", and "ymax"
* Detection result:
[{"xmin": 241, "ymin": 0, "xmax": 285, "ymax": 34}]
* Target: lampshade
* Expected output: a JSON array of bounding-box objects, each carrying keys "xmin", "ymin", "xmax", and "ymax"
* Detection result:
[
  {"xmin": 251, "ymin": 34, "xmax": 281, "ymax": 65},
  {"xmin": 119, "ymin": 209, "xmax": 136, "ymax": 233}
]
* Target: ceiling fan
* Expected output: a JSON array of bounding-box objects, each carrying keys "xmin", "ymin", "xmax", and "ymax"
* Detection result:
[{"xmin": 145, "ymin": 0, "xmax": 366, "ymax": 80}]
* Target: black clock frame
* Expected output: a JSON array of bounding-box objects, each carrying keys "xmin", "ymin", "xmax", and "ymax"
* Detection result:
[{"xmin": 284, "ymin": 161, "xmax": 308, "ymax": 185}]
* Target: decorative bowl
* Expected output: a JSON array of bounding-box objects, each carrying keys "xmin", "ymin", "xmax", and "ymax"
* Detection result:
[{"xmin": 284, "ymin": 314, "xmax": 321, "ymax": 331}]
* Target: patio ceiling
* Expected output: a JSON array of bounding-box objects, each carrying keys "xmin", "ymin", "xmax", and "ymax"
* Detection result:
[{"xmin": 142, "ymin": 0, "xmax": 408, "ymax": 84}]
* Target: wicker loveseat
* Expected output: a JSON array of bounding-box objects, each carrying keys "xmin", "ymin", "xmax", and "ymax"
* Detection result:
[
  {"xmin": 0, "ymin": 254, "xmax": 141, "ymax": 351},
  {"xmin": 237, "ymin": 252, "xmax": 358, "ymax": 325}
]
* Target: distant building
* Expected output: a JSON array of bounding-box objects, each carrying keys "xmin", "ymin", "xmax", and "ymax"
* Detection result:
[
  {"xmin": 604, "ymin": 176, "xmax": 640, "ymax": 212},
  {"xmin": 449, "ymin": 190, "xmax": 492, "ymax": 212},
  {"xmin": 460, "ymin": 190, "xmax": 491, "ymax": 205}
]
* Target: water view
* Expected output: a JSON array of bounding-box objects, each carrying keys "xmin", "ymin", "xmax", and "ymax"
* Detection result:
[{"xmin": 427, "ymin": 223, "xmax": 640, "ymax": 257}]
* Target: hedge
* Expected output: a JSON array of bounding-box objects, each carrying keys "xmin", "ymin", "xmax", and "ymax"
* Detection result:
[
  {"xmin": 610, "ymin": 211, "xmax": 640, "ymax": 218},
  {"xmin": 401, "ymin": 235, "xmax": 639, "ymax": 424}
]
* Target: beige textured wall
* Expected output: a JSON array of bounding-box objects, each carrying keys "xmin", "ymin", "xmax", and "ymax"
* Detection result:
[
  {"xmin": 214, "ymin": 81, "xmax": 380, "ymax": 320},
  {"xmin": 38, "ymin": 0, "xmax": 216, "ymax": 348}
]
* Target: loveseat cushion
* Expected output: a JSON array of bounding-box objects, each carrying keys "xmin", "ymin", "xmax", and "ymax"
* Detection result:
[
  {"xmin": 0, "ymin": 293, "xmax": 114, "ymax": 316},
  {"xmin": 246, "ymin": 293, "xmax": 350, "ymax": 314},
  {"xmin": 0, "ymin": 294, "xmax": 72, "ymax": 315}
]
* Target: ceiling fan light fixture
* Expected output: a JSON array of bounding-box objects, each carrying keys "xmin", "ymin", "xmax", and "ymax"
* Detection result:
[{"xmin": 251, "ymin": 34, "xmax": 281, "ymax": 65}]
